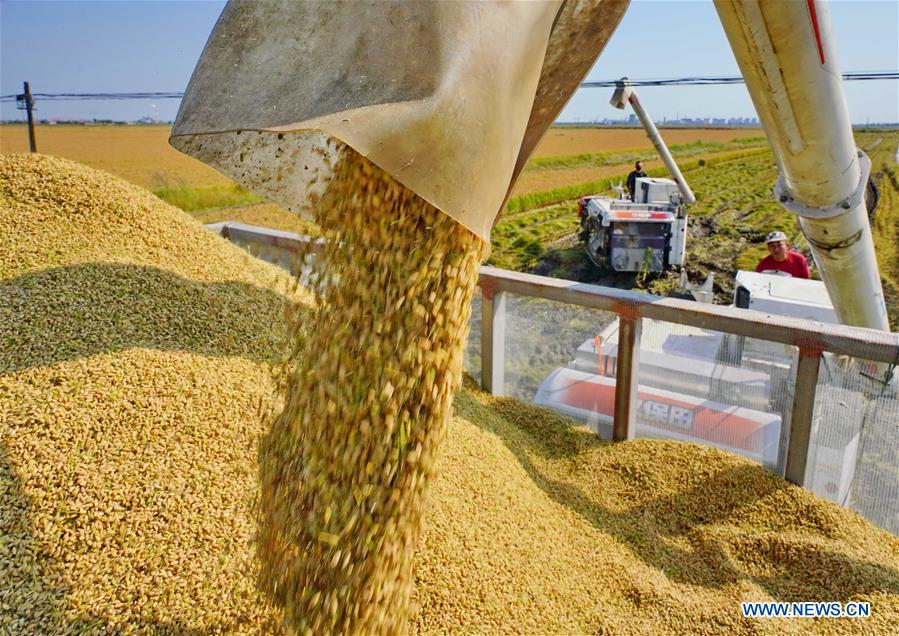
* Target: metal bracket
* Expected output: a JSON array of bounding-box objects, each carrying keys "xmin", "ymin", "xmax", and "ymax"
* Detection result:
[
  {"xmin": 803, "ymin": 228, "xmax": 863, "ymax": 252},
  {"xmin": 774, "ymin": 150, "xmax": 871, "ymax": 219}
]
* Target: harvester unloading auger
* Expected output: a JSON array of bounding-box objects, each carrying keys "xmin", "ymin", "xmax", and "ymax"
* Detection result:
[{"xmin": 169, "ymin": 0, "xmax": 891, "ymax": 631}]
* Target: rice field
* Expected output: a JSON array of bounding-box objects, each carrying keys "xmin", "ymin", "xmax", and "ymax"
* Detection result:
[
  {"xmin": 514, "ymin": 137, "xmax": 767, "ymax": 195},
  {"xmin": 0, "ymin": 124, "xmax": 229, "ymax": 189},
  {"xmin": 0, "ymin": 124, "xmax": 321, "ymax": 233},
  {"xmin": 0, "ymin": 124, "xmax": 765, "ymax": 237},
  {"xmin": 532, "ymin": 126, "xmax": 764, "ymax": 157},
  {"xmin": 1, "ymin": 124, "xmax": 764, "ymax": 183}
]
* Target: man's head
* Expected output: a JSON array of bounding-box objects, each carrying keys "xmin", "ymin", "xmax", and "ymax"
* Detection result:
[
  {"xmin": 765, "ymin": 231, "xmax": 789, "ymax": 262},
  {"xmin": 635, "ymin": 161, "xmax": 643, "ymax": 171}
]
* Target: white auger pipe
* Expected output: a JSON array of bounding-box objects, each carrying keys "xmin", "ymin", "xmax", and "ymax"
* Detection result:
[
  {"xmin": 611, "ymin": 80, "xmax": 696, "ymax": 204},
  {"xmin": 714, "ymin": 0, "xmax": 889, "ymax": 334}
]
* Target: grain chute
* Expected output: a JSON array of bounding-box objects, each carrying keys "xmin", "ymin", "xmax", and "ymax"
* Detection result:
[{"xmin": 170, "ymin": 0, "xmax": 630, "ymax": 244}]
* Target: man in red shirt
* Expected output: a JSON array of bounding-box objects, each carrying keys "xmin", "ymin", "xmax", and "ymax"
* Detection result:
[{"xmin": 755, "ymin": 231, "xmax": 810, "ymax": 278}]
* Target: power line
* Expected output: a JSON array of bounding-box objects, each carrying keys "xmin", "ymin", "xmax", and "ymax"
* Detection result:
[
  {"xmin": 0, "ymin": 91, "xmax": 184, "ymax": 102},
  {"xmin": 2, "ymin": 71, "xmax": 897, "ymax": 102},
  {"xmin": 582, "ymin": 71, "xmax": 899, "ymax": 88}
]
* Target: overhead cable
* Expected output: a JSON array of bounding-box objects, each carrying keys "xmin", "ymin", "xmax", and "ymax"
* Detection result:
[
  {"xmin": 580, "ymin": 71, "xmax": 899, "ymax": 88},
  {"xmin": 2, "ymin": 72, "xmax": 897, "ymax": 102}
]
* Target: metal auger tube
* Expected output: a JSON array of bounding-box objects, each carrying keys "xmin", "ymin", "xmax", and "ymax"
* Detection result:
[
  {"xmin": 714, "ymin": 0, "xmax": 889, "ymax": 335},
  {"xmin": 611, "ymin": 79, "xmax": 696, "ymax": 204}
]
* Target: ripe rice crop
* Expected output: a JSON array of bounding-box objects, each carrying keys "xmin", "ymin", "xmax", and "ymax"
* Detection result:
[
  {"xmin": 532, "ymin": 127, "xmax": 764, "ymax": 158},
  {"xmin": 0, "ymin": 124, "xmax": 227, "ymax": 190}
]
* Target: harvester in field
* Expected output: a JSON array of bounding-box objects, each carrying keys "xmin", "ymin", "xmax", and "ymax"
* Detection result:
[{"xmin": 577, "ymin": 80, "xmax": 695, "ymax": 273}]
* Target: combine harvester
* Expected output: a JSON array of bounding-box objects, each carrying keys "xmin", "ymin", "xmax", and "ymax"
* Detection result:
[
  {"xmin": 537, "ymin": 0, "xmax": 893, "ymax": 505},
  {"xmin": 577, "ymin": 80, "xmax": 695, "ymax": 273}
]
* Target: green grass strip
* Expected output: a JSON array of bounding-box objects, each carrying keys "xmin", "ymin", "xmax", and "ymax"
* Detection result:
[
  {"xmin": 525, "ymin": 137, "xmax": 767, "ymax": 172},
  {"xmin": 153, "ymin": 183, "xmax": 263, "ymax": 212},
  {"xmin": 505, "ymin": 147, "xmax": 772, "ymax": 215}
]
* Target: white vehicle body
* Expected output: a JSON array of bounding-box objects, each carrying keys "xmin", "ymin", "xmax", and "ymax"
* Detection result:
[
  {"xmin": 535, "ymin": 272, "xmax": 860, "ymax": 504},
  {"xmin": 733, "ymin": 270, "xmax": 838, "ymax": 324}
]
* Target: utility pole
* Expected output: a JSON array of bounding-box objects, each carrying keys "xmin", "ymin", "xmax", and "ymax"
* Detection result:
[{"xmin": 16, "ymin": 81, "xmax": 37, "ymax": 153}]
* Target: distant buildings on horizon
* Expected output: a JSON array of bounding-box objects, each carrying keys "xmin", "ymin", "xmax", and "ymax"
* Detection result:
[
  {"xmin": 562, "ymin": 112, "xmax": 763, "ymax": 127},
  {"xmin": 556, "ymin": 112, "xmax": 899, "ymax": 128},
  {"xmin": 0, "ymin": 117, "xmax": 176, "ymax": 125},
  {"xmin": 2, "ymin": 115, "xmax": 897, "ymax": 128}
]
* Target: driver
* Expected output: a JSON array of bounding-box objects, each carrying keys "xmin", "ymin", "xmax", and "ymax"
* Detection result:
[
  {"xmin": 755, "ymin": 231, "xmax": 810, "ymax": 278},
  {"xmin": 626, "ymin": 161, "xmax": 647, "ymax": 201}
]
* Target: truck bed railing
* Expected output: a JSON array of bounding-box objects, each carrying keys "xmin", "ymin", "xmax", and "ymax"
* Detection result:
[{"xmin": 477, "ymin": 265, "xmax": 898, "ymax": 487}]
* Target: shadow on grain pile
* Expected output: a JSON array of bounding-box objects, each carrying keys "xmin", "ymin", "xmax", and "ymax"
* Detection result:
[
  {"xmin": 1, "ymin": 263, "xmax": 287, "ymax": 373},
  {"xmin": 2, "ymin": 154, "xmax": 898, "ymax": 635}
]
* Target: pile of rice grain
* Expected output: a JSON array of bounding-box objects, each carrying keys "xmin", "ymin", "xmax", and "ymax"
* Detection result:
[
  {"xmin": 257, "ymin": 149, "xmax": 487, "ymax": 634},
  {"xmin": 412, "ymin": 383, "xmax": 899, "ymax": 635},
  {"xmin": 2, "ymin": 154, "xmax": 897, "ymax": 636},
  {"xmin": 1, "ymin": 154, "xmax": 299, "ymax": 633}
]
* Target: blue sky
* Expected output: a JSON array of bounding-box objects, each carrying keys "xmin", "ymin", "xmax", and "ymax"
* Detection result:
[{"xmin": 1, "ymin": 0, "xmax": 897, "ymax": 124}]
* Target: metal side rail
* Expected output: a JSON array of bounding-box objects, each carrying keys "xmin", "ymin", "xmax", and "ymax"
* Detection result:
[
  {"xmin": 206, "ymin": 221, "xmax": 325, "ymax": 276},
  {"xmin": 476, "ymin": 266, "xmax": 899, "ymax": 493}
]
